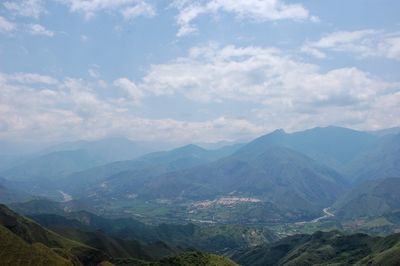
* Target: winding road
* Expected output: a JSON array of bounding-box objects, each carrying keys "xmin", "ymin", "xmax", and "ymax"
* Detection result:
[
  {"xmin": 311, "ymin": 207, "xmax": 335, "ymax": 223},
  {"xmin": 295, "ymin": 207, "xmax": 335, "ymax": 225}
]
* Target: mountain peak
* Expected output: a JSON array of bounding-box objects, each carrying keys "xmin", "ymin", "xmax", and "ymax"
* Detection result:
[
  {"xmin": 271, "ymin": 128, "xmax": 286, "ymax": 134},
  {"xmin": 172, "ymin": 144, "xmax": 207, "ymax": 154}
]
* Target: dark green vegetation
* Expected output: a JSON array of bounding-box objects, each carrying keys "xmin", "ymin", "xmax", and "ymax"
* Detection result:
[
  {"xmin": 11, "ymin": 199, "xmax": 277, "ymax": 253},
  {"xmin": 0, "ymin": 204, "xmax": 108, "ymax": 265},
  {"xmin": 154, "ymin": 252, "xmax": 238, "ymax": 266},
  {"xmin": 232, "ymin": 230, "xmax": 400, "ymax": 266},
  {"xmin": 0, "ymin": 204, "xmax": 238, "ymax": 266}
]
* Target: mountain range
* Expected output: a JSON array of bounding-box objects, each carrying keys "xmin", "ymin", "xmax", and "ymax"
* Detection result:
[
  {"xmin": 1, "ymin": 126, "xmax": 400, "ymax": 224},
  {"xmin": 1, "ymin": 125, "xmax": 400, "ymax": 265}
]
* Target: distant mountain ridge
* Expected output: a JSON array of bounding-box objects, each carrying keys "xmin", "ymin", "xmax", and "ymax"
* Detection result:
[
  {"xmin": 2, "ymin": 126, "xmax": 400, "ymax": 226},
  {"xmin": 333, "ymin": 177, "xmax": 400, "ymax": 220},
  {"xmin": 344, "ymin": 133, "xmax": 400, "ymax": 183},
  {"xmin": 235, "ymin": 126, "xmax": 378, "ymax": 170},
  {"xmin": 57, "ymin": 143, "xmax": 243, "ymax": 199},
  {"xmin": 65, "ymin": 140, "xmax": 347, "ymax": 222}
]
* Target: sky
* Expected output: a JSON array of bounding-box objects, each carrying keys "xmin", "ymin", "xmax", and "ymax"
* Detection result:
[{"xmin": 0, "ymin": 0, "xmax": 399, "ymax": 145}]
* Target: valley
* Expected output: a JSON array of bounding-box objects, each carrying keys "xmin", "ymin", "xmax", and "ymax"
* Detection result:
[
  {"xmin": 1, "ymin": 126, "xmax": 400, "ymax": 265},
  {"xmin": 2, "ymin": 0, "xmax": 400, "ymax": 264}
]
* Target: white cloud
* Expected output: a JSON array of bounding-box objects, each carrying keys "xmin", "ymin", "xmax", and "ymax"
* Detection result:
[
  {"xmin": 135, "ymin": 44, "xmax": 400, "ymax": 131},
  {"xmin": 138, "ymin": 44, "xmax": 395, "ymax": 104},
  {"xmin": 81, "ymin": 34, "xmax": 89, "ymax": 42},
  {"xmin": 301, "ymin": 45, "xmax": 326, "ymax": 59},
  {"xmin": 121, "ymin": 1, "xmax": 155, "ymax": 20},
  {"xmin": 88, "ymin": 65, "xmax": 100, "ymax": 79},
  {"xmin": 28, "ymin": 24, "xmax": 54, "ymax": 37},
  {"xmin": 113, "ymin": 78, "xmax": 144, "ymax": 104},
  {"xmin": 0, "ymin": 72, "xmax": 263, "ymax": 143},
  {"xmin": 61, "ymin": 0, "xmax": 155, "ymax": 20},
  {"xmin": 172, "ymin": 0, "xmax": 317, "ymax": 37},
  {"xmin": 0, "ymin": 16, "xmax": 15, "ymax": 33},
  {"xmin": 1, "ymin": 72, "xmax": 59, "ymax": 85},
  {"xmin": 303, "ymin": 30, "xmax": 400, "ymax": 60},
  {"xmin": 3, "ymin": 0, "xmax": 45, "ymax": 19},
  {"xmin": 0, "ymin": 57, "xmax": 399, "ymax": 143}
]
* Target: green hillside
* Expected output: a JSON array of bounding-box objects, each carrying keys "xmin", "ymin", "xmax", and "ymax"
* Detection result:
[
  {"xmin": 0, "ymin": 225, "xmax": 76, "ymax": 266},
  {"xmin": 0, "ymin": 204, "xmax": 110, "ymax": 265},
  {"xmin": 154, "ymin": 252, "xmax": 238, "ymax": 266},
  {"xmin": 21, "ymin": 204, "xmax": 276, "ymax": 253},
  {"xmin": 232, "ymin": 230, "xmax": 400, "ymax": 266},
  {"xmin": 0, "ymin": 203, "xmax": 239, "ymax": 266}
]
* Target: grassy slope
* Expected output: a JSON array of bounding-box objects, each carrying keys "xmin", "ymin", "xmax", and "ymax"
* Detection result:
[
  {"xmin": 23, "ymin": 205, "xmax": 277, "ymax": 253},
  {"xmin": 1, "ymin": 203, "xmax": 239, "ymax": 266},
  {"xmin": 0, "ymin": 225, "xmax": 76, "ymax": 266},
  {"xmin": 0, "ymin": 204, "xmax": 110, "ymax": 265},
  {"xmin": 155, "ymin": 252, "xmax": 239, "ymax": 266},
  {"xmin": 232, "ymin": 231, "xmax": 400, "ymax": 266}
]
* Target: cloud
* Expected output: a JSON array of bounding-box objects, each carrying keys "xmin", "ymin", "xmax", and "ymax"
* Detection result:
[
  {"xmin": 113, "ymin": 77, "xmax": 144, "ymax": 104},
  {"xmin": 300, "ymin": 46, "xmax": 326, "ymax": 59},
  {"xmin": 81, "ymin": 34, "xmax": 89, "ymax": 42},
  {"xmin": 138, "ymin": 44, "xmax": 395, "ymax": 104},
  {"xmin": 2, "ymin": 72, "xmax": 59, "ymax": 85},
  {"xmin": 135, "ymin": 44, "xmax": 400, "ymax": 130},
  {"xmin": 302, "ymin": 30, "xmax": 400, "ymax": 60},
  {"xmin": 121, "ymin": 1, "xmax": 155, "ymax": 20},
  {"xmin": 28, "ymin": 24, "xmax": 54, "ymax": 37},
  {"xmin": 61, "ymin": 0, "xmax": 155, "ymax": 20},
  {"xmin": 0, "ymin": 72, "xmax": 263, "ymax": 143},
  {"xmin": 3, "ymin": 0, "xmax": 45, "ymax": 19},
  {"xmin": 1, "ymin": 49, "xmax": 399, "ymax": 144},
  {"xmin": 0, "ymin": 16, "xmax": 15, "ymax": 33},
  {"xmin": 172, "ymin": 0, "xmax": 317, "ymax": 37},
  {"xmin": 88, "ymin": 65, "xmax": 100, "ymax": 79},
  {"xmin": 1, "ymin": 70, "xmax": 398, "ymax": 145}
]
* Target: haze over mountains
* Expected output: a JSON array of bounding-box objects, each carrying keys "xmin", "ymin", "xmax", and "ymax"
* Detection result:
[
  {"xmin": 2, "ymin": 0, "xmax": 399, "ymax": 263},
  {"xmin": 1, "ymin": 126, "xmax": 399, "ymax": 218},
  {"xmin": 1, "ymin": 125, "xmax": 400, "ymax": 265}
]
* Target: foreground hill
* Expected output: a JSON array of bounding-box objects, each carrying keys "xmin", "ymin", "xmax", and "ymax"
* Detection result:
[
  {"xmin": 1, "ymin": 203, "xmax": 179, "ymax": 263},
  {"xmin": 154, "ymin": 252, "xmax": 238, "ymax": 266},
  {"xmin": 0, "ymin": 225, "xmax": 76, "ymax": 266},
  {"xmin": 11, "ymin": 199, "xmax": 277, "ymax": 253},
  {"xmin": 232, "ymin": 230, "xmax": 400, "ymax": 266},
  {"xmin": 332, "ymin": 177, "xmax": 400, "ymax": 220},
  {"xmin": 0, "ymin": 204, "xmax": 109, "ymax": 265},
  {"xmin": 0, "ymin": 203, "xmax": 238, "ymax": 265}
]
